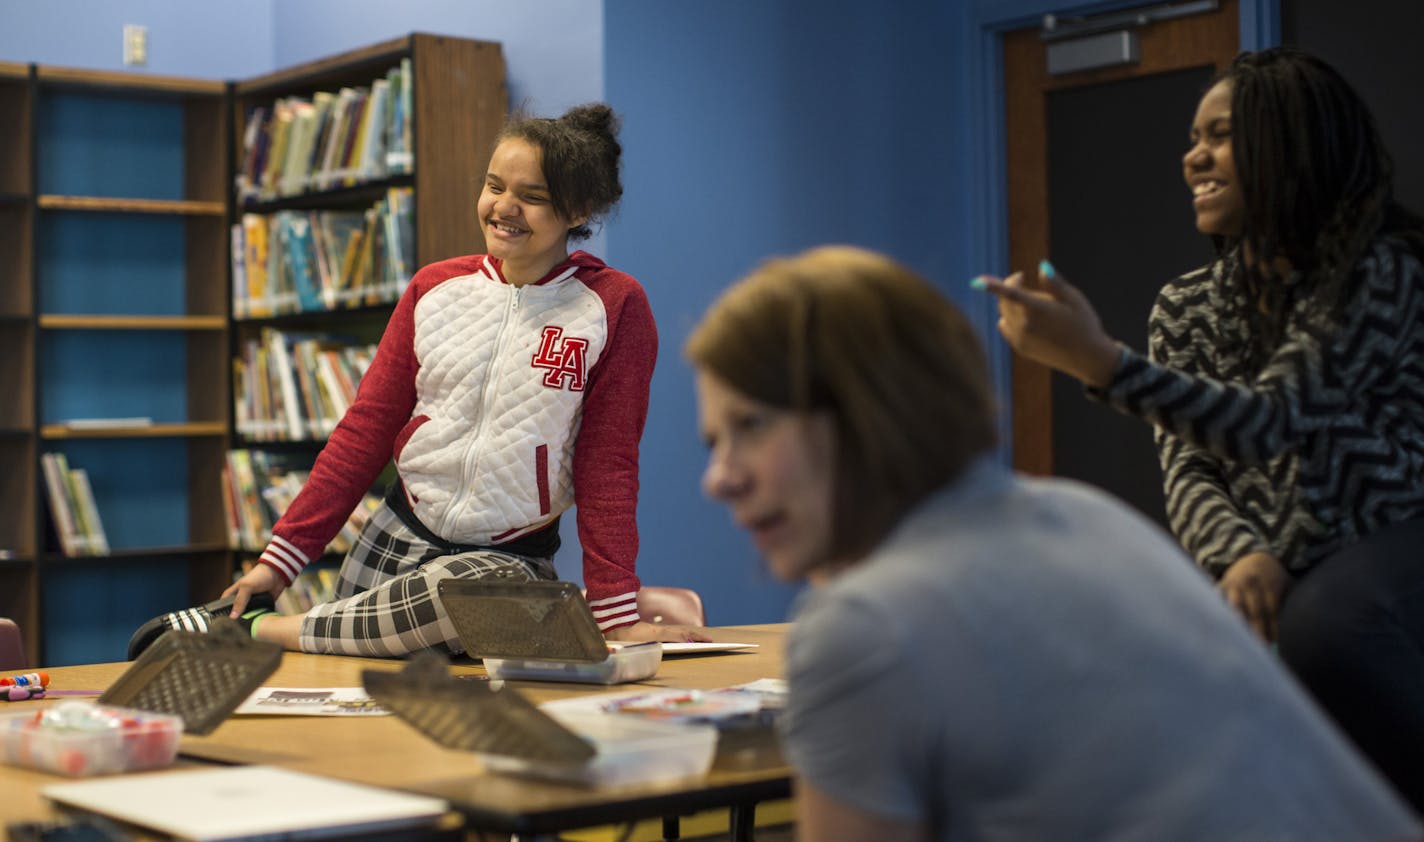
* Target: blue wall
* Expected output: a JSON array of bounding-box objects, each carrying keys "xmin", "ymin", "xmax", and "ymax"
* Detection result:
[
  {"xmin": 0, "ymin": 0, "xmax": 274, "ymax": 78},
  {"xmin": 603, "ymin": 1, "xmax": 974, "ymax": 624}
]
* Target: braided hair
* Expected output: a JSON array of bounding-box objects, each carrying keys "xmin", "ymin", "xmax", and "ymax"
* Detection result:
[{"xmin": 1216, "ymin": 47, "xmax": 1424, "ymax": 363}]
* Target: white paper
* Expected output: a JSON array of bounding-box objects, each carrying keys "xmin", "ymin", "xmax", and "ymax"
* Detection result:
[
  {"xmin": 658, "ymin": 641, "xmax": 760, "ymax": 655},
  {"xmin": 234, "ymin": 687, "xmax": 390, "ymax": 716}
]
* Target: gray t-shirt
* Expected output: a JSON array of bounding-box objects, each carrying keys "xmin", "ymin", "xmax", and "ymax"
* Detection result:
[{"xmin": 781, "ymin": 458, "xmax": 1419, "ymax": 841}]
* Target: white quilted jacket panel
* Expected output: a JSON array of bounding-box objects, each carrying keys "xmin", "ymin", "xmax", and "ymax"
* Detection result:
[{"xmin": 396, "ymin": 265, "xmax": 608, "ymax": 543}]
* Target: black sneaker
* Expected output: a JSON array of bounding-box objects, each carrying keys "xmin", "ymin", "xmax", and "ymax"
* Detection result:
[{"xmin": 126, "ymin": 593, "xmax": 277, "ymax": 661}]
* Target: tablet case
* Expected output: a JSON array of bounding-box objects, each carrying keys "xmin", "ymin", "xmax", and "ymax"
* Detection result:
[
  {"xmin": 436, "ymin": 579, "xmax": 609, "ymax": 663},
  {"xmin": 98, "ymin": 618, "xmax": 282, "ymax": 736},
  {"xmin": 362, "ymin": 652, "xmax": 595, "ymax": 763}
]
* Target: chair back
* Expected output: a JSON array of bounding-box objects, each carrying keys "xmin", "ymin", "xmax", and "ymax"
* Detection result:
[
  {"xmin": 0, "ymin": 618, "xmax": 26, "ymax": 671},
  {"xmin": 637, "ymin": 587, "xmax": 706, "ymax": 627}
]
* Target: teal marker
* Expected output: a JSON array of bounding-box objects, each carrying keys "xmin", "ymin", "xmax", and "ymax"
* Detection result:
[
  {"xmin": 969, "ymin": 276, "xmax": 988, "ymax": 290},
  {"xmin": 1038, "ymin": 259, "xmax": 1056, "ymax": 279}
]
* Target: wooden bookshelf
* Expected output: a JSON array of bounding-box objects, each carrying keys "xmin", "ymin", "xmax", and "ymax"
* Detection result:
[
  {"xmin": 0, "ymin": 64, "xmax": 233, "ymax": 667},
  {"xmin": 0, "ymin": 60, "xmax": 35, "ymax": 667},
  {"xmin": 225, "ymin": 35, "xmax": 505, "ymax": 564}
]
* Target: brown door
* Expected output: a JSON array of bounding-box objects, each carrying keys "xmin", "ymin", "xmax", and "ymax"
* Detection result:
[{"xmin": 1003, "ymin": 0, "xmax": 1238, "ymax": 527}]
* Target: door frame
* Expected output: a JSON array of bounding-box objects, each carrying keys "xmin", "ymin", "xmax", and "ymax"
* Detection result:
[{"xmin": 962, "ymin": 0, "xmax": 1278, "ymax": 467}]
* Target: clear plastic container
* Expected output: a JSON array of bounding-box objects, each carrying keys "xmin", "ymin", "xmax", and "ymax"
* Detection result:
[
  {"xmin": 482, "ymin": 641, "xmax": 662, "ymax": 684},
  {"xmin": 0, "ymin": 702, "xmax": 183, "ymax": 776},
  {"xmin": 481, "ymin": 710, "xmax": 717, "ymax": 787}
]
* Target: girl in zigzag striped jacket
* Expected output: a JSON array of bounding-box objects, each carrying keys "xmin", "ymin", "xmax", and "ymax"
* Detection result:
[{"xmin": 977, "ymin": 47, "xmax": 1424, "ymax": 811}]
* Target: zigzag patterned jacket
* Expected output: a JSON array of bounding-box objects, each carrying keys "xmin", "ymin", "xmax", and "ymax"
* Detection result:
[
  {"xmin": 258, "ymin": 251, "xmax": 655, "ymax": 630},
  {"xmin": 1095, "ymin": 237, "xmax": 1424, "ymax": 577}
]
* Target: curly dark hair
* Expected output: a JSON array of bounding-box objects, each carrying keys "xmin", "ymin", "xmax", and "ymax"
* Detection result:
[
  {"xmin": 498, "ymin": 103, "xmax": 623, "ymax": 241},
  {"xmin": 1214, "ymin": 47, "xmax": 1424, "ymax": 362}
]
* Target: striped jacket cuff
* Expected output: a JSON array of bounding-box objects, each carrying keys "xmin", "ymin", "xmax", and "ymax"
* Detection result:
[
  {"xmin": 258, "ymin": 534, "xmax": 310, "ymax": 586},
  {"xmin": 587, "ymin": 590, "xmax": 640, "ymax": 632}
]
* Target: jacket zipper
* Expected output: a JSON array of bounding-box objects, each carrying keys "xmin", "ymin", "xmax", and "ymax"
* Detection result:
[{"xmin": 438, "ymin": 283, "xmax": 520, "ymax": 536}]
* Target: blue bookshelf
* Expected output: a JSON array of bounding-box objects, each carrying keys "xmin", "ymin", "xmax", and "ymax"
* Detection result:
[{"xmin": 21, "ymin": 66, "xmax": 231, "ymax": 666}]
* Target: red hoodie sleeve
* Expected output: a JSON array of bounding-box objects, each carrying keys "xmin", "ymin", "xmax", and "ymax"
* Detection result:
[
  {"xmin": 573, "ymin": 269, "xmax": 656, "ymax": 631},
  {"xmin": 256, "ymin": 274, "xmax": 425, "ymax": 584}
]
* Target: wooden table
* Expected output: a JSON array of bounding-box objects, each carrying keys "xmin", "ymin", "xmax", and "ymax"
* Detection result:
[{"xmin": 1, "ymin": 624, "xmax": 790, "ymax": 840}]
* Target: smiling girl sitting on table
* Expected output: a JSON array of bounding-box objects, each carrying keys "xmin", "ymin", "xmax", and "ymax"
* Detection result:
[
  {"xmin": 686, "ymin": 245, "xmax": 1418, "ymax": 842},
  {"xmin": 129, "ymin": 103, "xmax": 709, "ymax": 662}
]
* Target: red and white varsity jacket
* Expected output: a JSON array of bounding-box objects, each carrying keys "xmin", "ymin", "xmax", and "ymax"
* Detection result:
[{"xmin": 257, "ymin": 251, "xmax": 655, "ymax": 630}]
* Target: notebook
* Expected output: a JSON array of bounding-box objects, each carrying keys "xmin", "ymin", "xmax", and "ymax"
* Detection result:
[{"xmin": 42, "ymin": 765, "xmax": 450, "ymax": 841}]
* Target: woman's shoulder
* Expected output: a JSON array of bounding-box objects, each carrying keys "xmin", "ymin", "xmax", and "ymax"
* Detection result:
[
  {"xmin": 1360, "ymin": 232, "xmax": 1424, "ymax": 281},
  {"xmin": 1165, "ymin": 255, "xmax": 1229, "ymax": 293},
  {"xmin": 1151, "ymin": 256, "xmax": 1231, "ymax": 322}
]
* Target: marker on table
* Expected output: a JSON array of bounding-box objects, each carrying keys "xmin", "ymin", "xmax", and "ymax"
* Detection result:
[{"xmin": 0, "ymin": 671, "xmax": 49, "ymax": 688}]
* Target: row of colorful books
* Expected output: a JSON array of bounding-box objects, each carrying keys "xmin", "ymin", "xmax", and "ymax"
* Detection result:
[
  {"xmin": 233, "ymin": 328, "xmax": 377, "ymax": 443},
  {"xmin": 239, "ymin": 562, "xmax": 341, "ymax": 616},
  {"xmin": 234, "ymin": 58, "xmax": 413, "ymax": 204},
  {"xmin": 40, "ymin": 452, "xmax": 110, "ymax": 557},
  {"xmin": 231, "ymin": 187, "xmax": 414, "ymax": 319},
  {"xmin": 222, "ymin": 448, "xmax": 382, "ymax": 556}
]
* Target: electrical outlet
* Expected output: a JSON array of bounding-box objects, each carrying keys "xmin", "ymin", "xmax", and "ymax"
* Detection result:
[{"xmin": 123, "ymin": 24, "xmax": 148, "ymax": 66}]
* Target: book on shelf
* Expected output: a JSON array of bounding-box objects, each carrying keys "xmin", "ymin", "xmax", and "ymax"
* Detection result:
[
  {"xmin": 277, "ymin": 98, "xmax": 320, "ymax": 198},
  {"xmin": 385, "ymin": 58, "xmax": 414, "ymax": 174},
  {"xmin": 223, "ymin": 448, "xmax": 382, "ymax": 557},
  {"xmin": 279, "ymin": 212, "xmax": 323, "ymax": 313},
  {"xmin": 40, "ymin": 452, "xmax": 83, "ymax": 557},
  {"xmin": 264, "ymin": 325, "xmax": 306, "ymax": 441},
  {"xmin": 240, "ymin": 213, "xmax": 272, "ymax": 317},
  {"xmin": 353, "ymin": 78, "xmax": 390, "ymax": 184},
  {"xmin": 69, "ymin": 468, "xmax": 111, "ymax": 556},
  {"xmin": 259, "ymin": 98, "xmax": 294, "ymax": 200},
  {"xmin": 314, "ymin": 87, "xmax": 358, "ymax": 192},
  {"xmin": 231, "ymin": 221, "xmax": 249, "ymax": 319},
  {"xmin": 334, "ymin": 87, "xmax": 371, "ymax": 188},
  {"xmin": 62, "ymin": 417, "xmax": 154, "ymax": 430},
  {"xmin": 40, "ymin": 452, "xmax": 110, "ymax": 557},
  {"xmin": 234, "ymin": 103, "xmax": 269, "ymax": 204}
]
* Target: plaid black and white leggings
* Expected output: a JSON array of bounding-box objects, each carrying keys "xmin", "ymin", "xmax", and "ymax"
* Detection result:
[{"xmin": 297, "ymin": 501, "xmax": 557, "ymax": 657}]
